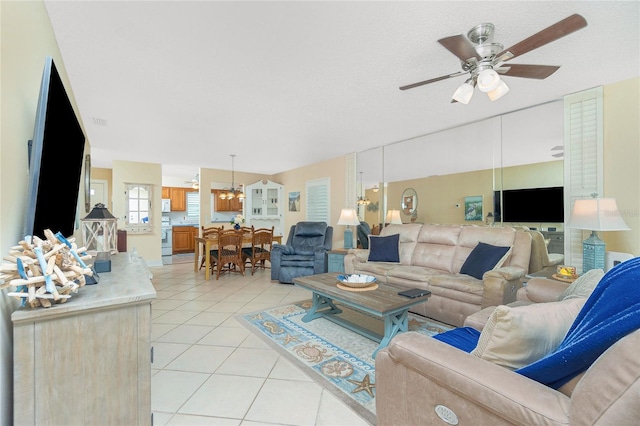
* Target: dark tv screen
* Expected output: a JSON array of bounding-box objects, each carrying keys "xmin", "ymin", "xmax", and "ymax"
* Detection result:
[
  {"xmin": 501, "ymin": 186, "xmax": 564, "ymax": 223},
  {"xmin": 24, "ymin": 57, "xmax": 85, "ymax": 239}
]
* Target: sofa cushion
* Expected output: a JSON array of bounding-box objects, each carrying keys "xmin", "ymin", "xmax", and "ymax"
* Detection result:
[
  {"xmin": 558, "ymin": 268, "xmax": 604, "ymax": 301},
  {"xmin": 410, "ymin": 224, "xmax": 461, "ymax": 273},
  {"xmin": 471, "ymin": 298, "xmax": 586, "ymax": 370},
  {"xmin": 368, "ymin": 234, "xmax": 400, "ymax": 263},
  {"xmin": 380, "ymin": 223, "xmax": 422, "ymax": 264},
  {"xmin": 460, "ymin": 242, "xmax": 511, "ymax": 280}
]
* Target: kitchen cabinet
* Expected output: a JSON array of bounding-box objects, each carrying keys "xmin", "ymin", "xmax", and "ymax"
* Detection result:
[
  {"xmin": 245, "ymin": 180, "xmax": 284, "ymax": 236},
  {"xmin": 170, "ymin": 187, "xmax": 187, "ymax": 211},
  {"xmin": 12, "ymin": 255, "xmax": 155, "ymax": 425},
  {"xmin": 162, "ymin": 186, "xmax": 171, "ymax": 199},
  {"xmin": 172, "ymin": 225, "xmax": 198, "ymax": 254},
  {"xmin": 212, "ymin": 189, "xmax": 243, "ymax": 212},
  {"xmin": 168, "ymin": 187, "xmax": 198, "ymax": 212}
]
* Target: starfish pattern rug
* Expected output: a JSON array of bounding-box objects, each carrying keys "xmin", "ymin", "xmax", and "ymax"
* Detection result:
[{"xmin": 237, "ymin": 300, "xmax": 452, "ymax": 424}]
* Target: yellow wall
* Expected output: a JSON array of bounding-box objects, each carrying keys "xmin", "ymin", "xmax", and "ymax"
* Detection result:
[
  {"xmin": 384, "ymin": 161, "xmax": 563, "ymax": 227},
  {"xmin": 0, "ymin": 1, "xmax": 90, "ymax": 423},
  {"xmin": 92, "ymin": 167, "xmax": 113, "ymax": 209},
  {"xmin": 273, "ymin": 155, "xmax": 348, "ymax": 248},
  {"xmin": 111, "ymin": 160, "xmax": 163, "ymax": 265},
  {"xmin": 603, "ymin": 77, "xmax": 640, "ymax": 255}
]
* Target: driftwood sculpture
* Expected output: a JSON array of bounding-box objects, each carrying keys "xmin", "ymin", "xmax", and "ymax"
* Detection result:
[{"xmin": 0, "ymin": 229, "xmax": 93, "ymax": 308}]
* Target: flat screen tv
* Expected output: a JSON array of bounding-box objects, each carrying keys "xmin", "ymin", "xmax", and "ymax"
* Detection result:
[
  {"xmin": 499, "ymin": 186, "xmax": 564, "ymax": 223},
  {"xmin": 24, "ymin": 57, "xmax": 86, "ymax": 239}
]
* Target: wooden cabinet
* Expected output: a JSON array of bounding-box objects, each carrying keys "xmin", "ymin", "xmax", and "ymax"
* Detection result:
[
  {"xmin": 245, "ymin": 180, "xmax": 284, "ymax": 236},
  {"xmin": 161, "ymin": 186, "xmax": 171, "ymax": 198},
  {"xmin": 212, "ymin": 189, "xmax": 243, "ymax": 212},
  {"xmin": 170, "ymin": 187, "xmax": 187, "ymax": 211},
  {"xmin": 12, "ymin": 255, "xmax": 155, "ymax": 425},
  {"xmin": 172, "ymin": 225, "xmax": 198, "ymax": 254}
]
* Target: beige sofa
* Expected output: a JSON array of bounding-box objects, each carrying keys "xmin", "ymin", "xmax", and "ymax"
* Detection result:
[
  {"xmin": 344, "ymin": 223, "xmax": 532, "ymax": 326},
  {"xmin": 375, "ymin": 273, "xmax": 640, "ymax": 425},
  {"xmin": 376, "ymin": 328, "xmax": 640, "ymax": 426}
]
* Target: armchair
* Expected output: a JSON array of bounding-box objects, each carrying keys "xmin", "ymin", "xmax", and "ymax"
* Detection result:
[
  {"xmin": 376, "ymin": 257, "xmax": 640, "ymax": 425},
  {"xmin": 270, "ymin": 221, "xmax": 333, "ymax": 284}
]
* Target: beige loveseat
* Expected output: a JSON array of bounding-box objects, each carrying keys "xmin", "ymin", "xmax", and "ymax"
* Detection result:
[
  {"xmin": 375, "ymin": 271, "xmax": 640, "ymax": 425},
  {"xmin": 344, "ymin": 223, "xmax": 532, "ymax": 326}
]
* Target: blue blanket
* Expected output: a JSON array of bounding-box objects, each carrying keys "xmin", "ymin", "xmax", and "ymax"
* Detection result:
[
  {"xmin": 433, "ymin": 257, "xmax": 640, "ymax": 389},
  {"xmin": 516, "ymin": 256, "xmax": 640, "ymax": 388}
]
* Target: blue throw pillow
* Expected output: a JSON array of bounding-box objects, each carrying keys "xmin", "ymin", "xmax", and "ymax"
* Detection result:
[
  {"xmin": 460, "ymin": 242, "xmax": 511, "ymax": 280},
  {"xmin": 368, "ymin": 234, "xmax": 400, "ymax": 262}
]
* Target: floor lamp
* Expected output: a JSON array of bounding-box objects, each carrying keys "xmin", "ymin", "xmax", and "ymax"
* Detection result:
[
  {"xmin": 338, "ymin": 208, "xmax": 360, "ymax": 249},
  {"xmin": 567, "ymin": 197, "xmax": 630, "ymax": 272}
]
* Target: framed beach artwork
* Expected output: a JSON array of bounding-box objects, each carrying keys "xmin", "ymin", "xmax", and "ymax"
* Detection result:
[
  {"xmin": 289, "ymin": 191, "xmax": 300, "ymax": 212},
  {"xmin": 464, "ymin": 196, "xmax": 483, "ymax": 221}
]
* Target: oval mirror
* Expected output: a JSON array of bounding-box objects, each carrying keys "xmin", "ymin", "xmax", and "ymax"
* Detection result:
[{"xmin": 401, "ymin": 188, "xmax": 418, "ymax": 216}]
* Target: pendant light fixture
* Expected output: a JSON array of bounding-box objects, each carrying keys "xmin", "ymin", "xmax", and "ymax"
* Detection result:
[
  {"xmin": 219, "ymin": 154, "xmax": 245, "ymax": 200},
  {"xmin": 357, "ymin": 172, "xmax": 370, "ymax": 206}
]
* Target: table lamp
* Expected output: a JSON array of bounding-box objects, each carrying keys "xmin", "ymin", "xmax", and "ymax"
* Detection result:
[
  {"xmin": 567, "ymin": 197, "xmax": 630, "ymax": 272},
  {"xmin": 385, "ymin": 209, "xmax": 403, "ymax": 225},
  {"xmin": 337, "ymin": 208, "xmax": 360, "ymax": 249}
]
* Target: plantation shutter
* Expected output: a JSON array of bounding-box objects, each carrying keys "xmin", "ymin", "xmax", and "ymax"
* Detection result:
[
  {"xmin": 564, "ymin": 87, "xmax": 604, "ymax": 272},
  {"xmin": 186, "ymin": 191, "xmax": 200, "ymax": 217},
  {"xmin": 306, "ymin": 177, "xmax": 330, "ymax": 224}
]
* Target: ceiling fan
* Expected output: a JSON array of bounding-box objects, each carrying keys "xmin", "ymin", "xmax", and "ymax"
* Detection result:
[
  {"xmin": 184, "ymin": 174, "xmax": 199, "ymax": 189},
  {"xmin": 400, "ymin": 14, "xmax": 587, "ymax": 104}
]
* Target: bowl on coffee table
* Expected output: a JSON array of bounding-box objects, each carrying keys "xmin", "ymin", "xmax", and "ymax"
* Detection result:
[{"xmin": 337, "ymin": 274, "xmax": 377, "ymax": 288}]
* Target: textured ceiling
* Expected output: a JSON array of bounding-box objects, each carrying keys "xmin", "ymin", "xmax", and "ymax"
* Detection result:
[{"xmin": 43, "ymin": 1, "xmax": 639, "ymax": 181}]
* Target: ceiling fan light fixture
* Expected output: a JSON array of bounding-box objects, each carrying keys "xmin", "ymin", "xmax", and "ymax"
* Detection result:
[
  {"xmin": 477, "ymin": 68, "xmax": 500, "ymax": 92},
  {"xmin": 487, "ymin": 79, "xmax": 510, "ymax": 101},
  {"xmin": 452, "ymin": 79, "xmax": 475, "ymax": 104}
]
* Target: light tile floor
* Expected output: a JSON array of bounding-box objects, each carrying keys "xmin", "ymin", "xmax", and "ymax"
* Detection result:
[{"xmin": 149, "ymin": 261, "xmax": 371, "ymax": 426}]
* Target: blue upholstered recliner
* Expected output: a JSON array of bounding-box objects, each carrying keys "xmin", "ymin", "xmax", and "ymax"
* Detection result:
[{"xmin": 270, "ymin": 222, "xmax": 333, "ymax": 284}]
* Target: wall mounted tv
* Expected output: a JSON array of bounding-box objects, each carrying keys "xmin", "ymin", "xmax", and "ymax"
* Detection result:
[
  {"xmin": 24, "ymin": 56, "xmax": 85, "ymax": 239},
  {"xmin": 499, "ymin": 186, "xmax": 564, "ymax": 223}
]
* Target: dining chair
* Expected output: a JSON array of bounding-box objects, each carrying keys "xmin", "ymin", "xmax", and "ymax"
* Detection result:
[
  {"xmin": 200, "ymin": 226, "xmax": 221, "ymax": 271},
  {"xmin": 211, "ymin": 229, "xmax": 245, "ymax": 279},
  {"xmin": 242, "ymin": 226, "xmax": 274, "ymax": 275}
]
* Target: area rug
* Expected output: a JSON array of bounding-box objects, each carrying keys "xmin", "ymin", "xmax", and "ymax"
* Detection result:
[{"xmin": 237, "ymin": 300, "xmax": 453, "ymax": 424}]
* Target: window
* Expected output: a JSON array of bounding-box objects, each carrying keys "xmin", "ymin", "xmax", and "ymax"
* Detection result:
[
  {"xmin": 306, "ymin": 177, "xmax": 330, "ymax": 224},
  {"xmin": 125, "ymin": 183, "xmax": 152, "ymax": 233},
  {"xmin": 187, "ymin": 191, "xmax": 199, "ymax": 217}
]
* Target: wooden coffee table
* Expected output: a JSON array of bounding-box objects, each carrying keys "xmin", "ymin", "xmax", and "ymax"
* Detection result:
[{"xmin": 293, "ymin": 272, "xmax": 431, "ymax": 358}]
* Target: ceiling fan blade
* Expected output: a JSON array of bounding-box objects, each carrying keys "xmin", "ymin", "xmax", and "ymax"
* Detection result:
[
  {"xmin": 497, "ymin": 14, "xmax": 587, "ymax": 61},
  {"xmin": 400, "ymin": 71, "xmax": 467, "ymax": 91},
  {"xmin": 497, "ymin": 64, "xmax": 560, "ymax": 79},
  {"xmin": 438, "ymin": 35, "xmax": 482, "ymax": 62}
]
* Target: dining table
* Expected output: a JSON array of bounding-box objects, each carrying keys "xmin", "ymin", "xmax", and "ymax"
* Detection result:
[{"xmin": 194, "ymin": 234, "xmax": 283, "ymax": 280}]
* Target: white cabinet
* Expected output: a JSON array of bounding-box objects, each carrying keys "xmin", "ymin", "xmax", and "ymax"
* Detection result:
[
  {"xmin": 245, "ymin": 179, "xmax": 284, "ymax": 237},
  {"xmin": 12, "ymin": 255, "xmax": 155, "ymax": 425}
]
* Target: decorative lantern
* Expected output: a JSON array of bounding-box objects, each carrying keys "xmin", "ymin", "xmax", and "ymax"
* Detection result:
[{"xmin": 81, "ymin": 203, "xmax": 118, "ymax": 254}]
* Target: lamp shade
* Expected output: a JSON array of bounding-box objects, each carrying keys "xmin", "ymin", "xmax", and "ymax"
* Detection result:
[
  {"xmin": 452, "ymin": 80, "xmax": 475, "ymax": 104},
  {"xmin": 487, "ymin": 79, "xmax": 509, "ymax": 101},
  {"xmin": 477, "ymin": 69, "xmax": 501, "ymax": 92},
  {"xmin": 337, "ymin": 208, "xmax": 360, "ymax": 226},
  {"xmin": 567, "ymin": 198, "xmax": 630, "ymax": 231},
  {"xmin": 385, "ymin": 209, "xmax": 402, "ymax": 224}
]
